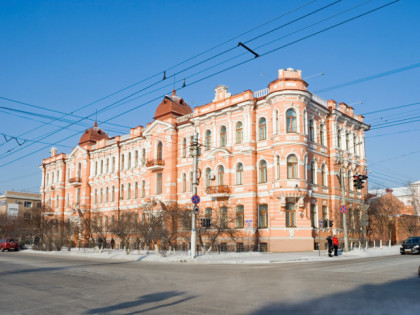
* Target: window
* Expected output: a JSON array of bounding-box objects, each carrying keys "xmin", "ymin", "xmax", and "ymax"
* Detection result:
[
  {"xmin": 121, "ymin": 154, "xmax": 125, "ymax": 170},
  {"xmin": 287, "ymin": 155, "xmax": 298, "ymax": 179},
  {"xmin": 320, "ymin": 124, "xmax": 325, "ymax": 146},
  {"xmin": 127, "ymin": 183, "xmax": 131, "ymax": 199},
  {"xmin": 309, "ymin": 119, "xmax": 314, "ymax": 142},
  {"xmin": 310, "ymin": 204, "xmax": 316, "ymax": 228},
  {"xmin": 346, "ymin": 133, "xmax": 349, "ymax": 151},
  {"xmin": 24, "ymin": 201, "xmax": 32, "ymax": 208},
  {"xmin": 55, "ymin": 195, "xmax": 58, "ymax": 208},
  {"xmin": 259, "ymin": 160, "xmax": 267, "ymax": 183},
  {"xmin": 348, "ymin": 170, "xmax": 352, "ymax": 191},
  {"xmin": 286, "ymin": 109, "xmax": 297, "ymax": 133},
  {"xmin": 310, "ymin": 161, "xmax": 316, "ymax": 184},
  {"xmin": 275, "ymin": 110, "xmax": 279, "ymax": 134},
  {"xmin": 236, "ymin": 163, "xmax": 244, "ymax": 185},
  {"xmin": 95, "ymin": 162, "xmax": 98, "ymax": 176},
  {"xmin": 111, "ymin": 186, "xmax": 115, "ymax": 202},
  {"xmin": 76, "ymin": 188, "xmax": 81, "ymax": 204},
  {"xmin": 94, "ymin": 189, "xmax": 98, "ymax": 204},
  {"xmin": 141, "ymin": 180, "xmax": 146, "ymax": 198},
  {"xmin": 182, "ymin": 138, "xmax": 187, "ymax": 157},
  {"xmin": 236, "ymin": 122, "xmax": 243, "ymax": 144},
  {"xmin": 237, "ymin": 243, "xmax": 244, "ymax": 252},
  {"xmin": 259, "ymin": 242, "xmax": 268, "ymax": 252},
  {"xmin": 353, "ymin": 135, "xmax": 357, "ymax": 154},
  {"xmin": 142, "ymin": 149, "xmax": 146, "ymax": 165},
  {"xmin": 182, "ymin": 173, "xmax": 186, "ymax": 192},
  {"xmin": 112, "ymin": 157, "xmax": 115, "ymax": 172},
  {"xmin": 337, "ymin": 129, "xmax": 342, "ymax": 149},
  {"xmin": 220, "ymin": 207, "xmax": 227, "ymax": 227},
  {"xmin": 101, "ymin": 160, "xmax": 104, "ymax": 174},
  {"xmin": 157, "ymin": 142, "xmax": 163, "ymax": 161},
  {"xmin": 205, "ymin": 168, "xmax": 211, "ymax": 187},
  {"xmin": 220, "ymin": 126, "xmax": 227, "ymax": 147},
  {"xmin": 258, "ymin": 117, "xmax": 267, "ymax": 140},
  {"xmin": 205, "ymin": 130, "xmax": 211, "ymax": 150},
  {"xmin": 66, "ymin": 193, "xmax": 70, "ymax": 207},
  {"xmin": 322, "ymin": 206, "xmax": 328, "ymax": 223},
  {"xmin": 105, "ymin": 187, "xmax": 109, "ymax": 202},
  {"xmin": 189, "ymin": 172, "xmax": 194, "ymax": 192},
  {"xmin": 100, "ymin": 188, "xmax": 103, "ymax": 203},
  {"xmin": 134, "ymin": 151, "xmax": 138, "ymax": 167},
  {"xmin": 236, "ymin": 205, "xmax": 244, "ymax": 228},
  {"xmin": 156, "ymin": 173, "xmax": 162, "ymax": 194},
  {"xmin": 120, "ymin": 185, "xmax": 124, "ymax": 200},
  {"xmin": 258, "ymin": 204, "xmax": 268, "ymax": 228},
  {"xmin": 135, "ymin": 182, "xmax": 138, "ymax": 198},
  {"xmin": 286, "ymin": 199, "xmax": 296, "ymax": 227},
  {"xmin": 218, "ymin": 165, "xmax": 224, "ymax": 186},
  {"xmin": 321, "ymin": 164, "xmax": 327, "ymax": 186},
  {"xmin": 106, "ymin": 158, "xmax": 109, "ymax": 173}
]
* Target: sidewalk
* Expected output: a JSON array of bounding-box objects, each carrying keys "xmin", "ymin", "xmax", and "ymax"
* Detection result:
[{"xmin": 18, "ymin": 245, "xmax": 400, "ymax": 264}]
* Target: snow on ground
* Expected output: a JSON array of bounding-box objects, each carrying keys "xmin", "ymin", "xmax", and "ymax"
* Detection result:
[{"xmin": 18, "ymin": 245, "xmax": 401, "ymax": 264}]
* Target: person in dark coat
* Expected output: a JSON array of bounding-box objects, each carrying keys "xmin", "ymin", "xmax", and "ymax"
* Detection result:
[
  {"xmin": 326, "ymin": 236, "xmax": 333, "ymax": 257},
  {"xmin": 333, "ymin": 235, "xmax": 339, "ymax": 256}
]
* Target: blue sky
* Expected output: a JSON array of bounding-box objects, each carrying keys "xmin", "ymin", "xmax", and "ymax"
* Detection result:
[{"xmin": 0, "ymin": 0, "xmax": 419, "ymax": 193}]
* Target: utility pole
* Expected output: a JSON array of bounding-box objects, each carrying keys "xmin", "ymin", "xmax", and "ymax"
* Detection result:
[
  {"xmin": 339, "ymin": 154, "xmax": 349, "ymax": 252},
  {"xmin": 190, "ymin": 131, "xmax": 199, "ymax": 258}
]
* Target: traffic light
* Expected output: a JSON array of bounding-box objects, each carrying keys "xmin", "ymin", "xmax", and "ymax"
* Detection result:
[
  {"xmin": 353, "ymin": 174, "xmax": 368, "ymax": 190},
  {"xmin": 329, "ymin": 220, "xmax": 334, "ymax": 227}
]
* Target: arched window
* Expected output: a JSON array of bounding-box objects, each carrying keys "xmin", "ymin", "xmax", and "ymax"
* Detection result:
[
  {"xmin": 182, "ymin": 138, "xmax": 187, "ymax": 157},
  {"xmin": 141, "ymin": 180, "xmax": 146, "ymax": 198},
  {"xmin": 205, "ymin": 130, "xmax": 211, "ymax": 150},
  {"xmin": 105, "ymin": 187, "xmax": 109, "ymax": 202},
  {"xmin": 220, "ymin": 207, "xmax": 228, "ymax": 227},
  {"xmin": 135, "ymin": 182, "xmax": 138, "ymax": 198},
  {"xmin": 286, "ymin": 109, "xmax": 297, "ymax": 133},
  {"xmin": 348, "ymin": 170, "xmax": 352, "ymax": 191},
  {"xmin": 121, "ymin": 154, "xmax": 125, "ymax": 170},
  {"xmin": 321, "ymin": 164, "xmax": 327, "ymax": 186},
  {"xmin": 337, "ymin": 128, "xmax": 342, "ymax": 149},
  {"xmin": 77, "ymin": 163, "xmax": 82, "ymax": 178},
  {"xmin": 111, "ymin": 186, "xmax": 115, "ymax": 202},
  {"xmin": 346, "ymin": 133, "xmax": 350, "ymax": 151},
  {"xmin": 220, "ymin": 126, "xmax": 227, "ymax": 147},
  {"xmin": 275, "ymin": 110, "xmax": 279, "ymax": 134},
  {"xmin": 276, "ymin": 156, "xmax": 280, "ymax": 180},
  {"xmin": 106, "ymin": 158, "xmax": 109, "ymax": 173},
  {"xmin": 236, "ymin": 122, "xmax": 243, "ymax": 144},
  {"xmin": 120, "ymin": 184, "xmax": 124, "ymax": 200},
  {"xmin": 259, "ymin": 160, "xmax": 267, "ymax": 183},
  {"xmin": 310, "ymin": 161, "xmax": 316, "ymax": 184},
  {"xmin": 127, "ymin": 183, "xmax": 131, "ymax": 199},
  {"xmin": 142, "ymin": 149, "xmax": 146, "ymax": 165},
  {"xmin": 236, "ymin": 205, "xmax": 244, "ymax": 228},
  {"xmin": 309, "ymin": 120, "xmax": 314, "ymax": 142},
  {"xmin": 95, "ymin": 162, "xmax": 98, "ymax": 175},
  {"xmin": 205, "ymin": 168, "xmax": 211, "ymax": 187},
  {"xmin": 100, "ymin": 188, "xmax": 103, "ymax": 203},
  {"xmin": 353, "ymin": 134, "xmax": 357, "ymax": 154},
  {"xmin": 189, "ymin": 172, "xmax": 194, "ymax": 192},
  {"xmin": 182, "ymin": 173, "xmax": 186, "ymax": 193},
  {"xmin": 94, "ymin": 189, "xmax": 98, "ymax": 204},
  {"xmin": 157, "ymin": 142, "xmax": 163, "ymax": 161},
  {"xmin": 218, "ymin": 165, "xmax": 224, "ymax": 186},
  {"xmin": 112, "ymin": 157, "xmax": 115, "ymax": 172},
  {"xmin": 319, "ymin": 124, "xmax": 325, "ymax": 146},
  {"xmin": 287, "ymin": 155, "xmax": 298, "ymax": 179},
  {"xmin": 101, "ymin": 160, "xmax": 104, "ymax": 174},
  {"xmin": 134, "ymin": 151, "xmax": 138, "ymax": 167},
  {"xmin": 258, "ymin": 117, "xmax": 267, "ymax": 140},
  {"xmin": 236, "ymin": 163, "xmax": 244, "ymax": 185}
]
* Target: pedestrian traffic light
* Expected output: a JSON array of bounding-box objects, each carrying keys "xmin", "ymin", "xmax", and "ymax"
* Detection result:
[{"xmin": 329, "ymin": 220, "xmax": 334, "ymax": 227}]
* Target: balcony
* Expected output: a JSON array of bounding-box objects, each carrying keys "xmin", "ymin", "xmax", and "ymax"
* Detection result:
[
  {"xmin": 69, "ymin": 177, "xmax": 82, "ymax": 186},
  {"xmin": 146, "ymin": 159, "xmax": 165, "ymax": 171},
  {"xmin": 205, "ymin": 185, "xmax": 230, "ymax": 198}
]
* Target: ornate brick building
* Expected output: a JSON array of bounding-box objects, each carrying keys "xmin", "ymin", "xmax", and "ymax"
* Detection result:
[{"xmin": 40, "ymin": 68, "xmax": 369, "ymax": 252}]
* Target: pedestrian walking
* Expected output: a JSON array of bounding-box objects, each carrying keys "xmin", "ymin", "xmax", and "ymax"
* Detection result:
[
  {"xmin": 326, "ymin": 235, "xmax": 333, "ymax": 257},
  {"xmin": 333, "ymin": 235, "xmax": 339, "ymax": 256}
]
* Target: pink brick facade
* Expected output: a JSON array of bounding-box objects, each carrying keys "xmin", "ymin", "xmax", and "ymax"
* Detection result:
[{"xmin": 40, "ymin": 68, "xmax": 369, "ymax": 252}]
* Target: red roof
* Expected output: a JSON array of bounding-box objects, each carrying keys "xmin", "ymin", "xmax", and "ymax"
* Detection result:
[
  {"xmin": 154, "ymin": 90, "xmax": 192, "ymax": 120},
  {"xmin": 79, "ymin": 122, "xmax": 109, "ymax": 146}
]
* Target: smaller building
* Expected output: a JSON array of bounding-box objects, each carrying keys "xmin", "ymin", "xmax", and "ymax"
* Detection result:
[{"xmin": 0, "ymin": 191, "xmax": 41, "ymax": 220}]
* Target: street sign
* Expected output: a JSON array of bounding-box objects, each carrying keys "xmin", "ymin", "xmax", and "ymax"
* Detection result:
[
  {"xmin": 340, "ymin": 205, "xmax": 348, "ymax": 214},
  {"xmin": 191, "ymin": 195, "xmax": 200, "ymax": 204},
  {"xmin": 193, "ymin": 205, "xmax": 199, "ymax": 215},
  {"xmin": 246, "ymin": 219, "xmax": 252, "ymax": 227},
  {"xmin": 318, "ymin": 220, "xmax": 324, "ymax": 228}
]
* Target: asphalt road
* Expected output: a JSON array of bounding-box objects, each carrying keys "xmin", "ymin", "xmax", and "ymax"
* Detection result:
[{"xmin": 0, "ymin": 252, "xmax": 419, "ymax": 314}]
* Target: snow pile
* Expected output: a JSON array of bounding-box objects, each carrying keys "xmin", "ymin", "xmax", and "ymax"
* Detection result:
[{"xmin": 19, "ymin": 245, "xmax": 401, "ymax": 264}]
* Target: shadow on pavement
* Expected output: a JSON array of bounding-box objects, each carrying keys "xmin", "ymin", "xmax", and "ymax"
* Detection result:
[
  {"xmin": 85, "ymin": 291, "xmax": 196, "ymax": 314},
  {"xmin": 251, "ymin": 276, "xmax": 420, "ymax": 314}
]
